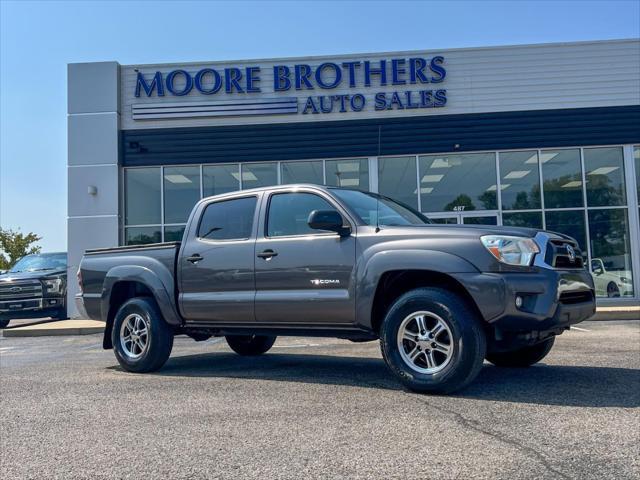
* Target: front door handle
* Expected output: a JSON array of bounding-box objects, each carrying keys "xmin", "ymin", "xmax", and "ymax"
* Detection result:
[
  {"xmin": 186, "ymin": 254, "xmax": 203, "ymax": 264},
  {"xmin": 257, "ymin": 249, "xmax": 278, "ymax": 260}
]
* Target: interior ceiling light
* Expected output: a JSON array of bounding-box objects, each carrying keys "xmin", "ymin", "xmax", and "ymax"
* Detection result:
[
  {"xmin": 524, "ymin": 154, "xmax": 539, "ymax": 164},
  {"xmin": 430, "ymin": 158, "xmax": 451, "ymax": 169},
  {"xmin": 504, "ymin": 170, "xmax": 531, "ymax": 179},
  {"xmin": 421, "ymin": 174, "xmax": 444, "ymax": 183},
  {"xmin": 231, "ymin": 172, "xmax": 258, "ymax": 182},
  {"xmin": 539, "ymin": 152, "xmax": 559, "ymax": 163},
  {"xmin": 486, "ymin": 184, "xmax": 511, "ymax": 191},
  {"xmin": 164, "ymin": 174, "xmax": 192, "ymax": 184},
  {"xmin": 339, "ymin": 178, "xmax": 360, "ymax": 186},
  {"xmin": 413, "ymin": 187, "xmax": 434, "ymax": 194},
  {"xmin": 561, "ymin": 180, "xmax": 583, "ymax": 188},
  {"xmin": 587, "ymin": 166, "xmax": 619, "ymax": 175},
  {"xmin": 336, "ymin": 163, "xmax": 360, "ymax": 173}
]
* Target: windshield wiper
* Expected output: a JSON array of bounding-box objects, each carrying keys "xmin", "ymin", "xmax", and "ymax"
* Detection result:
[{"xmin": 28, "ymin": 268, "xmax": 55, "ymax": 272}]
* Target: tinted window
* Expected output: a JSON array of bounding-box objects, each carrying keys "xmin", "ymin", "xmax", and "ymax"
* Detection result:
[
  {"xmin": 378, "ymin": 156, "xmax": 418, "ymax": 209},
  {"xmin": 541, "ymin": 149, "xmax": 584, "ymax": 208},
  {"xmin": 164, "ymin": 166, "xmax": 201, "ymax": 224},
  {"xmin": 281, "ymin": 161, "xmax": 323, "ymax": 184},
  {"xmin": 499, "ymin": 151, "xmax": 541, "ymax": 210},
  {"xmin": 267, "ymin": 193, "xmax": 338, "ymax": 237},
  {"xmin": 326, "ymin": 159, "xmax": 369, "ymax": 190},
  {"xmin": 198, "ymin": 197, "xmax": 257, "ymax": 240},
  {"xmin": 331, "ymin": 189, "xmax": 428, "ymax": 226},
  {"xmin": 583, "ymin": 147, "xmax": 627, "ymax": 207},
  {"xmin": 125, "ymin": 168, "xmax": 161, "ymax": 225}
]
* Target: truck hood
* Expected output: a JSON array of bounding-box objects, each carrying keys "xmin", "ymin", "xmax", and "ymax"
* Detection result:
[
  {"xmin": 0, "ymin": 268, "xmax": 67, "ymax": 282},
  {"xmin": 381, "ymin": 223, "xmax": 571, "ymax": 240}
]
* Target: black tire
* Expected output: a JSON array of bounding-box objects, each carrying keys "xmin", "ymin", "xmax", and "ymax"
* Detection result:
[
  {"xmin": 486, "ymin": 337, "xmax": 555, "ymax": 368},
  {"xmin": 111, "ymin": 297, "xmax": 173, "ymax": 373},
  {"xmin": 0, "ymin": 316, "xmax": 10, "ymax": 329},
  {"xmin": 607, "ymin": 282, "xmax": 620, "ymax": 298},
  {"xmin": 379, "ymin": 288, "xmax": 486, "ymax": 395},
  {"xmin": 53, "ymin": 307, "xmax": 68, "ymax": 320},
  {"xmin": 225, "ymin": 334, "xmax": 277, "ymax": 356}
]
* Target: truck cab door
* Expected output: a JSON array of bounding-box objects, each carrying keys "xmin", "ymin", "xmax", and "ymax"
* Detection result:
[
  {"xmin": 254, "ymin": 189, "xmax": 357, "ymax": 325},
  {"xmin": 178, "ymin": 194, "xmax": 261, "ymax": 324}
]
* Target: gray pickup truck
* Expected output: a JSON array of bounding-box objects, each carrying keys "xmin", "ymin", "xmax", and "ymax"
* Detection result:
[{"xmin": 77, "ymin": 185, "xmax": 595, "ymax": 394}]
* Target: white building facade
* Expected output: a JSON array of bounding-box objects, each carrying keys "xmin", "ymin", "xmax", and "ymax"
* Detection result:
[{"xmin": 67, "ymin": 39, "xmax": 640, "ymax": 316}]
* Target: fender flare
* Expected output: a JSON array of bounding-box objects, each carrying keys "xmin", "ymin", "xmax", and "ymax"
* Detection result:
[
  {"xmin": 355, "ymin": 249, "xmax": 479, "ymax": 329},
  {"xmin": 101, "ymin": 264, "xmax": 181, "ymax": 327}
]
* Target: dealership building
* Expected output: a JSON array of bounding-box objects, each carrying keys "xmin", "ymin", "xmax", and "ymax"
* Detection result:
[{"xmin": 66, "ymin": 39, "xmax": 640, "ymax": 316}]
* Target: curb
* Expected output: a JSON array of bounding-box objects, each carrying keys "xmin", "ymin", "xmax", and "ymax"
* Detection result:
[
  {"xmin": 591, "ymin": 308, "xmax": 640, "ymax": 321},
  {"xmin": 2, "ymin": 320, "xmax": 105, "ymax": 338}
]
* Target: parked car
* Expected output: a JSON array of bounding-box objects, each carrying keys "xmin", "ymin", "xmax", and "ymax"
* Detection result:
[
  {"xmin": 77, "ymin": 185, "xmax": 595, "ymax": 394},
  {"xmin": 0, "ymin": 252, "xmax": 68, "ymax": 328},
  {"xmin": 590, "ymin": 258, "xmax": 633, "ymax": 297}
]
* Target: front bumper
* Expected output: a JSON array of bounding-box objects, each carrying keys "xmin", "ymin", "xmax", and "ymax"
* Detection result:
[
  {"xmin": 453, "ymin": 268, "xmax": 596, "ymax": 332},
  {"xmin": 0, "ymin": 297, "xmax": 65, "ymax": 318}
]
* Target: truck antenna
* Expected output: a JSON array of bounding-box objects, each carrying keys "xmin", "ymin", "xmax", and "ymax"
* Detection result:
[{"xmin": 375, "ymin": 194, "xmax": 381, "ymax": 233}]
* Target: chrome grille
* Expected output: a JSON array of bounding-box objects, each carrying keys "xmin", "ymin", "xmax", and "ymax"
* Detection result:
[
  {"xmin": 0, "ymin": 280, "xmax": 43, "ymax": 300},
  {"xmin": 534, "ymin": 232, "xmax": 586, "ymax": 270}
]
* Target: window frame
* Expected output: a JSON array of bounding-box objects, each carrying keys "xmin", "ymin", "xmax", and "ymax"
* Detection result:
[
  {"xmin": 263, "ymin": 189, "xmax": 353, "ymax": 239},
  {"xmin": 195, "ymin": 194, "xmax": 260, "ymax": 243}
]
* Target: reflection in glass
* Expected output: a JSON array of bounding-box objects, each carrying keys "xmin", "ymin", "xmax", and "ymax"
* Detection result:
[
  {"xmin": 378, "ymin": 156, "xmax": 418, "ymax": 209},
  {"xmin": 164, "ymin": 225, "xmax": 186, "ymax": 242},
  {"xmin": 462, "ymin": 216, "xmax": 497, "ymax": 225},
  {"xmin": 125, "ymin": 168, "xmax": 161, "ymax": 225},
  {"xmin": 125, "ymin": 227, "xmax": 161, "ymax": 245},
  {"xmin": 203, "ymin": 164, "xmax": 240, "ymax": 197},
  {"xmin": 418, "ymin": 153, "xmax": 497, "ymax": 212},
  {"xmin": 502, "ymin": 211, "xmax": 543, "ymax": 229},
  {"xmin": 545, "ymin": 210, "xmax": 587, "ymax": 254},
  {"xmin": 163, "ymin": 166, "xmax": 201, "ymax": 224},
  {"xmin": 281, "ymin": 161, "xmax": 323, "ymax": 185},
  {"xmin": 499, "ymin": 151, "xmax": 541, "ymax": 210},
  {"xmin": 241, "ymin": 163, "xmax": 278, "ymax": 189},
  {"xmin": 431, "ymin": 217, "xmax": 457, "ymax": 224},
  {"xmin": 541, "ymin": 149, "xmax": 584, "ymax": 208},
  {"xmin": 588, "ymin": 209, "xmax": 634, "ymax": 297},
  {"xmin": 326, "ymin": 159, "xmax": 369, "ymax": 190},
  {"xmin": 584, "ymin": 147, "xmax": 626, "ymax": 207}
]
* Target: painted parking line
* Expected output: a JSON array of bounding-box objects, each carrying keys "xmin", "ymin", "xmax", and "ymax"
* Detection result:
[
  {"xmin": 274, "ymin": 343, "xmax": 321, "ymax": 348},
  {"xmin": 571, "ymin": 326, "xmax": 591, "ymax": 332}
]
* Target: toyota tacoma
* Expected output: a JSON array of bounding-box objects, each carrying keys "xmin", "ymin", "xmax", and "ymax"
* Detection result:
[{"xmin": 76, "ymin": 185, "xmax": 595, "ymax": 394}]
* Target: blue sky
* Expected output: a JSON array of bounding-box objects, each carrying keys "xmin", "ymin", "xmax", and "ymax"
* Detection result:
[{"xmin": 1, "ymin": 0, "xmax": 639, "ymax": 251}]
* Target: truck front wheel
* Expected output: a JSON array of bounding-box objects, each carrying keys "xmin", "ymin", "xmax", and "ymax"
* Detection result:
[
  {"xmin": 226, "ymin": 335, "xmax": 276, "ymax": 356},
  {"xmin": 380, "ymin": 288, "xmax": 486, "ymax": 394},
  {"xmin": 112, "ymin": 297, "xmax": 174, "ymax": 373},
  {"xmin": 486, "ymin": 337, "xmax": 555, "ymax": 368}
]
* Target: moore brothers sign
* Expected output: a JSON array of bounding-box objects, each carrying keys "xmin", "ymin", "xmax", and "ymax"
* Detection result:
[{"xmin": 132, "ymin": 57, "xmax": 447, "ymax": 119}]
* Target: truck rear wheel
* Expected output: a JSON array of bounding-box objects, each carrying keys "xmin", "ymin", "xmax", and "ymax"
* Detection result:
[
  {"xmin": 112, "ymin": 297, "xmax": 173, "ymax": 373},
  {"xmin": 486, "ymin": 337, "xmax": 555, "ymax": 368},
  {"xmin": 226, "ymin": 335, "xmax": 276, "ymax": 356},
  {"xmin": 380, "ymin": 288, "xmax": 486, "ymax": 394}
]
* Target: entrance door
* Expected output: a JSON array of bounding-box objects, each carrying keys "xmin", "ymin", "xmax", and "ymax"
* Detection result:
[
  {"xmin": 429, "ymin": 211, "xmax": 499, "ymax": 225},
  {"xmin": 254, "ymin": 189, "xmax": 357, "ymax": 325}
]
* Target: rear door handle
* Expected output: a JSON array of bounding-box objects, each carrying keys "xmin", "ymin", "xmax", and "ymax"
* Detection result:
[
  {"xmin": 186, "ymin": 254, "xmax": 203, "ymax": 264},
  {"xmin": 257, "ymin": 249, "xmax": 278, "ymax": 260}
]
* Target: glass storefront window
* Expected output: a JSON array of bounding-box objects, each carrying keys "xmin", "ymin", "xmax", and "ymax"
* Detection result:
[
  {"xmin": 584, "ymin": 147, "xmax": 627, "ymax": 207},
  {"xmin": 281, "ymin": 160, "xmax": 323, "ymax": 185},
  {"xmin": 418, "ymin": 153, "xmax": 497, "ymax": 212},
  {"xmin": 499, "ymin": 151, "xmax": 541, "ymax": 210},
  {"xmin": 163, "ymin": 166, "xmax": 201, "ymax": 224},
  {"xmin": 164, "ymin": 225, "xmax": 186, "ymax": 242},
  {"xmin": 125, "ymin": 226, "xmax": 161, "ymax": 245},
  {"xmin": 326, "ymin": 158, "xmax": 369, "ymax": 190},
  {"xmin": 241, "ymin": 163, "xmax": 278, "ymax": 189},
  {"xmin": 203, "ymin": 164, "xmax": 240, "ymax": 197},
  {"xmin": 545, "ymin": 210, "xmax": 587, "ymax": 254},
  {"xmin": 634, "ymin": 146, "xmax": 639, "ymax": 202},
  {"xmin": 503, "ymin": 211, "xmax": 543, "ymax": 229},
  {"xmin": 541, "ymin": 149, "xmax": 584, "ymax": 209},
  {"xmin": 378, "ymin": 156, "xmax": 418, "ymax": 209},
  {"xmin": 588, "ymin": 209, "xmax": 634, "ymax": 297},
  {"xmin": 125, "ymin": 168, "xmax": 161, "ymax": 225}
]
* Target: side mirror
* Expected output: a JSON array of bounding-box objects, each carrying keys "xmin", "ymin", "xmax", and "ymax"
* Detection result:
[{"xmin": 308, "ymin": 210, "xmax": 350, "ymax": 236}]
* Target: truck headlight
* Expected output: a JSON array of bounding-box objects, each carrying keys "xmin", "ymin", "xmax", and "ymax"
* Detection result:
[
  {"xmin": 43, "ymin": 278, "xmax": 63, "ymax": 294},
  {"xmin": 481, "ymin": 235, "xmax": 540, "ymax": 266}
]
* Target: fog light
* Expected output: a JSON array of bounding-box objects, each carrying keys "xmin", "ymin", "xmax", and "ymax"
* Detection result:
[{"xmin": 515, "ymin": 296, "xmax": 523, "ymax": 308}]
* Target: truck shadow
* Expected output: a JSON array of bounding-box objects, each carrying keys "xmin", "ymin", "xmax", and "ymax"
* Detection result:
[{"xmin": 145, "ymin": 352, "xmax": 639, "ymax": 408}]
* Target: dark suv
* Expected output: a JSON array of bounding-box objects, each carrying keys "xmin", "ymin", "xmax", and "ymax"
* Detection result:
[{"xmin": 0, "ymin": 252, "xmax": 68, "ymax": 328}]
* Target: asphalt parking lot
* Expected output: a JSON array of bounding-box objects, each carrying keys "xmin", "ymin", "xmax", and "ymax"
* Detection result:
[{"xmin": 1, "ymin": 320, "xmax": 638, "ymax": 479}]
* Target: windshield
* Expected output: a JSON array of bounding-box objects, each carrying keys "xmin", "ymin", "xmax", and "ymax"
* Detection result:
[
  {"xmin": 331, "ymin": 189, "xmax": 431, "ymax": 226},
  {"xmin": 9, "ymin": 253, "xmax": 67, "ymax": 273}
]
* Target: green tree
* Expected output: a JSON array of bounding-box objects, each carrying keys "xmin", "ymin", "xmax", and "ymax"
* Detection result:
[{"xmin": 0, "ymin": 228, "xmax": 42, "ymax": 270}]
